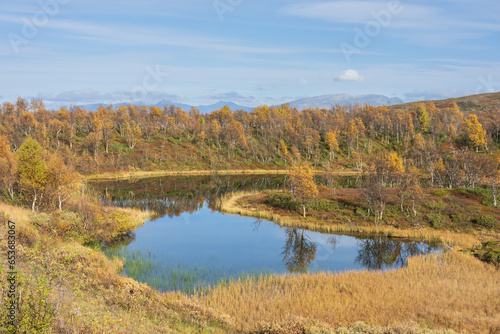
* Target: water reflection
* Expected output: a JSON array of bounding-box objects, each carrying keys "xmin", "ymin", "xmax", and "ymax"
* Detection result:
[
  {"xmin": 281, "ymin": 229, "xmax": 317, "ymax": 273},
  {"xmin": 278, "ymin": 228, "xmax": 435, "ymax": 273},
  {"xmin": 90, "ymin": 175, "xmax": 286, "ymax": 219},
  {"xmin": 355, "ymin": 238, "xmax": 426, "ymax": 270},
  {"xmin": 94, "ymin": 175, "xmax": 441, "ymax": 293}
]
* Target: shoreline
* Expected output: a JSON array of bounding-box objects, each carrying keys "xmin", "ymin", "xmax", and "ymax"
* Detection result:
[
  {"xmin": 85, "ymin": 169, "xmax": 361, "ymax": 181},
  {"xmin": 219, "ymin": 191, "xmax": 482, "ymax": 249}
]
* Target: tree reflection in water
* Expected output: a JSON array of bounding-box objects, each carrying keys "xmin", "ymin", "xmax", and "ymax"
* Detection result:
[
  {"xmin": 89, "ymin": 175, "xmax": 286, "ymax": 220},
  {"xmin": 281, "ymin": 231, "xmax": 435, "ymax": 273},
  {"xmin": 102, "ymin": 233, "xmax": 136, "ymax": 252},
  {"xmin": 93, "ymin": 175, "xmax": 440, "ymax": 274},
  {"xmin": 281, "ymin": 228, "xmax": 317, "ymax": 273},
  {"xmin": 355, "ymin": 238, "xmax": 427, "ymax": 270}
]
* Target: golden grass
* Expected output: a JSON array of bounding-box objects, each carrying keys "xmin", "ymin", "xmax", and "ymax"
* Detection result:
[
  {"xmin": 117, "ymin": 206, "xmax": 151, "ymax": 230},
  {"xmin": 195, "ymin": 251, "xmax": 500, "ymax": 333},
  {"xmin": 85, "ymin": 169, "xmax": 360, "ymax": 181},
  {"xmin": 0, "ymin": 201, "xmax": 32, "ymax": 228},
  {"xmin": 220, "ymin": 191, "xmax": 481, "ymax": 249}
]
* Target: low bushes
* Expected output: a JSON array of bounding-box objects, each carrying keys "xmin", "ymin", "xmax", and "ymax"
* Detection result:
[
  {"xmin": 30, "ymin": 199, "xmax": 148, "ymax": 244},
  {"xmin": 474, "ymin": 214, "xmax": 498, "ymax": 228}
]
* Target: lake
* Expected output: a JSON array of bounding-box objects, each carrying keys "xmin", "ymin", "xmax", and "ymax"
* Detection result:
[{"xmin": 90, "ymin": 175, "xmax": 440, "ymax": 294}]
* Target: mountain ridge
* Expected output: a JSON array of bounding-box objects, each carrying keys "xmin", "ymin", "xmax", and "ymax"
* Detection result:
[{"xmin": 76, "ymin": 93, "xmax": 405, "ymax": 113}]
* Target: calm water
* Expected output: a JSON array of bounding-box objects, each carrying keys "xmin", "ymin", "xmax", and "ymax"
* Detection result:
[{"xmin": 91, "ymin": 175, "xmax": 440, "ymax": 293}]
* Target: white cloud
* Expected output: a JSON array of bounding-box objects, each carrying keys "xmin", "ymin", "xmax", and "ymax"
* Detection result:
[
  {"xmin": 335, "ymin": 70, "xmax": 364, "ymax": 82},
  {"xmin": 36, "ymin": 89, "xmax": 182, "ymax": 106}
]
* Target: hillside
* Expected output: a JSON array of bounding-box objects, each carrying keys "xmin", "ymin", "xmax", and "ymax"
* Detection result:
[{"xmin": 392, "ymin": 92, "xmax": 500, "ymax": 112}]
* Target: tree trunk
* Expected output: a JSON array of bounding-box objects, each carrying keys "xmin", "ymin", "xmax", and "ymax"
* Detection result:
[
  {"xmin": 492, "ymin": 185, "xmax": 497, "ymax": 207},
  {"xmin": 32, "ymin": 193, "xmax": 37, "ymax": 212},
  {"xmin": 302, "ymin": 199, "xmax": 306, "ymax": 217}
]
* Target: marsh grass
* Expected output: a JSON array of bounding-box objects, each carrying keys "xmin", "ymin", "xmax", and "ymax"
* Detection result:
[
  {"xmin": 85, "ymin": 169, "xmax": 360, "ymax": 182},
  {"xmin": 104, "ymin": 247, "xmax": 273, "ymax": 295},
  {"xmin": 196, "ymin": 250, "xmax": 500, "ymax": 332}
]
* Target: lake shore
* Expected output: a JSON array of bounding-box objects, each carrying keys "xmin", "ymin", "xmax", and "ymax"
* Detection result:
[
  {"xmin": 220, "ymin": 191, "xmax": 495, "ymax": 249},
  {"xmin": 85, "ymin": 168, "xmax": 361, "ymax": 181}
]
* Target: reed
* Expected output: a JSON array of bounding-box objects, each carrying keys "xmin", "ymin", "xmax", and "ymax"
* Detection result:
[
  {"xmin": 195, "ymin": 250, "xmax": 500, "ymax": 332},
  {"xmin": 85, "ymin": 169, "xmax": 360, "ymax": 182},
  {"xmin": 105, "ymin": 247, "xmax": 273, "ymax": 295}
]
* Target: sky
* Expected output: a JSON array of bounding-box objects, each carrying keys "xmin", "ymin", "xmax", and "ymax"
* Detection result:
[{"xmin": 1, "ymin": 0, "xmax": 499, "ymax": 108}]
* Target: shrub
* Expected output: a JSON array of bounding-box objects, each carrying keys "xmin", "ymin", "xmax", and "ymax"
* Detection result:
[
  {"xmin": 308, "ymin": 199, "xmax": 338, "ymax": 212},
  {"xmin": 425, "ymin": 201, "xmax": 447, "ymax": 210},
  {"xmin": 434, "ymin": 189, "xmax": 450, "ymax": 197},
  {"xmin": 450, "ymin": 214, "xmax": 464, "ymax": 224},
  {"xmin": 474, "ymin": 214, "xmax": 498, "ymax": 228},
  {"xmin": 167, "ymin": 137, "xmax": 181, "ymax": 144},
  {"xmin": 426, "ymin": 213, "xmax": 447, "ymax": 228},
  {"xmin": 30, "ymin": 213, "xmax": 51, "ymax": 230},
  {"xmin": 17, "ymin": 226, "xmax": 39, "ymax": 247},
  {"xmin": 266, "ymin": 192, "xmax": 299, "ymax": 211},
  {"xmin": 467, "ymin": 241, "xmax": 500, "ymax": 267},
  {"xmin": 468, "ymin": 206, "xmax": 481, "ymax": 212},
  {"xmin": 355, "ymin": 207, "xmax": 369, "ymax": 219}
]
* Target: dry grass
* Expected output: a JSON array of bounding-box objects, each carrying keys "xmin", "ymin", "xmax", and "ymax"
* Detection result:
[
  {"xmin": 195, "ymin": 251, "xmax": 500, "ymax": 333},
  {"xmin": 85, "ymin": 169, "xmax": 360, "ymax": 181},
  {"xmin": 0, "ymin": 202, "xmax": 32, "ymax": 228},
  {"xmin": 211, "ymin": 191, "xmax": 500, "ymax": 333},
  {"xmin": 220, "ymin": 192, "xmax": 481, "ymax": 249},
  {"xmin": 118, "ymin": 206, "xmax": 151, "ymax": 230}
]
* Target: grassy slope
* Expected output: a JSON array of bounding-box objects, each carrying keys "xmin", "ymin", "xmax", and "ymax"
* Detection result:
[
  {"xmin": 390, "ymin": 92, "xmax": 500, "ymax": 112},
  {"xmin": 0, "ymin": 202, "xmax": 230, "ymax": 333}
]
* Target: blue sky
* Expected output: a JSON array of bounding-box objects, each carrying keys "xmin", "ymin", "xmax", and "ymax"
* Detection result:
[{"xmin": 1, "ymin": 0, "xmax": 499, "ymax": 108}]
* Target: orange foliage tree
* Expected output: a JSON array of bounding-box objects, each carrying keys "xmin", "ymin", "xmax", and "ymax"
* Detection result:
[{"xmin": 288, "ymin": 164, "xmax": 318, "ymax": 217}]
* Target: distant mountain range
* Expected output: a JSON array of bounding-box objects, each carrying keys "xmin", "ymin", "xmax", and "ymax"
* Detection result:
[
  {"xmin": 284, "ymin": 94, "xmax": 404, "ymax": 110},
  {"xmin": 78, "ymin": 94, "xmax": 404, "ymax": 113},
  {"xmin": 78, "ymin": 100, "xmax": 253, "ymax": 113}
]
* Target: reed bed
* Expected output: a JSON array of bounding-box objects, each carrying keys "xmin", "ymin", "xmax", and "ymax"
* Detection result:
[
  {"xmin": 195, "ymin": 250, "xmax": 500, "ymax": 333},
  {"xmin": 85, "ymin": 169, "xmax": 360, "ymax": 181},
  {"xmin": 105, "ymin": 247, "xmax": 273, "ymax": 295}
]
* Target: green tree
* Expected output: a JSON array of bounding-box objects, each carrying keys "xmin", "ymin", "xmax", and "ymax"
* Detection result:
[
  {"xmin": 17, "ymin": 137, "xmax": 47, "ymax": 212},
  {"xmin": 418, "ymin": 104, "xmax": 431, "ymax": 133}
]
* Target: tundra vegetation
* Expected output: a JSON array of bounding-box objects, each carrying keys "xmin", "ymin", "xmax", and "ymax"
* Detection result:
[{"xmin": 0, "ymin": 94, "xmax": 499, "ymax": 333}]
